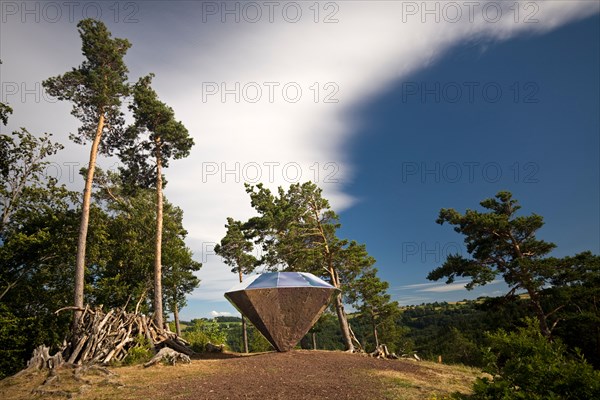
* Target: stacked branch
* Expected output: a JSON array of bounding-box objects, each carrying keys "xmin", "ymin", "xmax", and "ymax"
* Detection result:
[{"xmin": 57, "ymin": 305, "xmax": 192, "ymax": 366}]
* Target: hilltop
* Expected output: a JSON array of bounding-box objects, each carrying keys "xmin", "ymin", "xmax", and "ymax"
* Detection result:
[{"xmin": 0, "ymin": 350, "xmax": 479, "ymax": 400}]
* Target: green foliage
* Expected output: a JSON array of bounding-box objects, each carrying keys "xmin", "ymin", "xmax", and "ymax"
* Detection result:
[
  {"xmin": 301, "ymin": 313, "xmax": 344, "ymax": 351},
  {"xmin": 0, "ymin": 128, "xmax": 76, "ymax": 378},
  {"xmin": 214, "ymin": 218, "xmax": 258, "ymax": 276},
  {"xmin": 242, "ymin": 182, "xmax": 378, "ymax": 350},
  {"xmin": 220, "ymin": 320, "xmax": 274, "ymax": 353},
  {"xmin": 0, "ymin": 129, "xmax": 65, "ymax": 232},
  {"xmin": 0, "ymin": 304, "xmax": 29, "ymax": 378},
  {"xmin": 182, "ymin": 319, "xmax": 228, "ymax": 353},
  {"xmin": 350, "ymin": 267, "xmax": 400, "ymax": 350},
  {"xmin": 121, "ymin": 335, "xmax": 154, "ymax": 366},
  {"xmin": 430, "ymin": 191, "xmax": 556, "ymax": 290},
  {"xmin": 117, "ymin": 72, "xmax": 194, "ymax": 328},
  {"xmin": 215, "ymin": 316, "xmax": 242, "ymax": 323},
  {"xmin": 118, "ymin": 73, "xmax": 194, "ymax": 188},
  {"xmin": 244, "ymin": 181, "xmax": 339, "ymax": 272},
  {"xmin": 0, "ymin": 303, "xmax": 71, "ymax": 378},
  {"xmin": 544, "ymin": 251, "xmax": 600, "ymax": 367},
  {"xmin": 247, "ymin": 325, "xmax": 274, "ymax": 353},
  {"xmin": 430, "ymin": 191, "xmax": 568, "ymax": 337},
  {"xmin": 214, "ymin": 218, "xmax": 259, "ymax": 353},
  {"xmin": 0, "ymin": 102, "xmax": 11, "ymax": 126},
  {"xmin": 43, "ymin": 19, "xmax": 130, "ymax": 149},
  {"xmin": 0, "ymin": 144, "xmax": 199, "ymax": 378},
  {"xmin": 0, "ymin": 60, "xmax": 13, "ymax": 126},
  {"xmin": 89, "ymin": 169, "xmax": 201, "ymax": 315},
  {"xmin": 397, "ymin": 299, "xmax": 530, "ymax": 365},
  {"xmin": 471, "ymin": 319, "xmax": 600, "ymax": 399}
]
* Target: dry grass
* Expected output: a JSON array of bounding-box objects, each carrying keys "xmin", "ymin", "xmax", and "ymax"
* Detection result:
[
  {"xmin": 373, "ymin": 360, "xmax": 480, "ymax": 400},
  {"xmin": 0, "ymin": 361, "xmax": 221, "ymax": 400},
  {"xmin": 0, "ymin": 352, "xmax": 482, "ymax": 400}
]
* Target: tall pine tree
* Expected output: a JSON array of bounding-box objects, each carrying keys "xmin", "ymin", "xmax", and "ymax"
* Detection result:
[
  {"xmin": 120, "ymin": 74, "xmax": 194, "ymax": 327},
  {"xmin": 43, "ymin": 19, "xmax": 131, "ymax": 329}
]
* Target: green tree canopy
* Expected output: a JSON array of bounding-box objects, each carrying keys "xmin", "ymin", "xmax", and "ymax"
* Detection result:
[
  {"xmin": 351, "ymin": 268, "xmax": 399, "ymax": 349},
  {"xmin": 429, "ymin": 191, "xmax": 586, "ymax": 337},
  {"xmin": 241, "ymin": 182, "xmax": 377, "ymax": 351}
]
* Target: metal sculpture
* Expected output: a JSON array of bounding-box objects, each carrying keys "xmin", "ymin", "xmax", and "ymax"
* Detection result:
[{"xmin": 225, "ymin": 272, "xmax": 339, "ymax": 352}]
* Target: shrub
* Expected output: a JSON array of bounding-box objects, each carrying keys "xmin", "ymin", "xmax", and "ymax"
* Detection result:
[
  {"xmin": 471, "ymin": 318, "xmax": 600, "ymax": 399},
  {"xmin": 182, "ymin": 319, "xmax": 227, "ymax": 353},
  {"xmin": 121, "ymin": 335, "xmax": 154, "ymax": 366},
  {"xmin": 248, "ymin": 326, "xmax": 273, "ymax": 352}
]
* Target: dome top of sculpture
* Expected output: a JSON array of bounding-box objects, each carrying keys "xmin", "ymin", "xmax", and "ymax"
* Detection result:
[{"xmin": 226, "ymin": 271, "xmax": 336, "ymax": 292}]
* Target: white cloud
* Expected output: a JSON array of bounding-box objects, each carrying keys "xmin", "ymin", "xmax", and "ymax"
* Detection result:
[
  {"xmin": 393, "ymin": 279, "xmax": 504, "ymax": 294},
  {"xmin": 394, "ymin": 282, "xmax": 446, "ymax": 290},
  {"xmin": 210, "ymin": 310, "xmax": 232, "ymax": 318},
  {"xmin": 418, "ymin": 281, "xmax": 473, "ymax": 293},
  {"xmin": 395, "ymin": 296, "xmax": 431, "ymax": 305}
]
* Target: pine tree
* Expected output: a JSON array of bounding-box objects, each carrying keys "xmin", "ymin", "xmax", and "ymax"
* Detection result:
[{"xmin": 42, "ymin": 19, "xmax": 131, "ymax": 329}]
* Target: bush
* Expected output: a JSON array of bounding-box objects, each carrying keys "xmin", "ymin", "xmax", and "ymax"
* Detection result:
[
  {"xmin": 471, "ymin": 318, "xmax": 600, "ymax": 399},
  {"xmin": 248, "ymin": 325, "xmax": 273, "ymax": 352},
  {"xmin": 0, "ymin": 305, "xmax": 29, "ymax": 378},
  {"xmin": 121, "ymin": 335, "xmax": 154, "ymax": 366},
  {"xmin": 182, "ymin": 319, "xmax": 227, "ymax": 353}
]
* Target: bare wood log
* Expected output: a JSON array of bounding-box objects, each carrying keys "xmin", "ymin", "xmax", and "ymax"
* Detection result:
[
  {"xmin": 21, "ymin": 345, "xmax": 64, "ymax": 371},
  {"xmin": 143, "ymin": 347, "xmax": 190, "ymax": 368},
  {"xmin": 369, "ymin": 344, "xmax": 399, "ymax": 360},
  {"xmin": 67, "ymin": 334, "xmax": 89, "ymax": 364},
  {"xmin": 205, "ymin": 342, "xmax": 224, "ymax": 353},
  {"xmin": 78, "ymin": 333, "xmax": 97, "ymax": 363},
  {"xmin": 96, "ymin": 309, "xmax": 114, "ymax": 332},
  {"xmin": 55, "ymin": 306, "xmax": 87, "ymax": 315},
  {"xmin": 141, "ymin": 315, "xmax": 154, "ymax": 347},
  {"xmin": 160, "ymin": 338, "xmax": 194, "ymax": 356}
]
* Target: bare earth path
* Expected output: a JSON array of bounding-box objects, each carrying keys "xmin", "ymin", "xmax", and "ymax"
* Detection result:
[{"xmin": 0, "ymin": 350, "xmax": 479, "ymax": 399}]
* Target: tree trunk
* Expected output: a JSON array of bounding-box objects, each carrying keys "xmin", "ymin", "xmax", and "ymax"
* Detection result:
[
  {"xmin": 528, "ymin": 288, "xmax": 551, "ymax": 337},
  {"xmin": 333, "ymin": 292, "xmax": 354, "ymax": 352},
  {"xmin": 238, "ymin": 269, "xmax": 249, "ymax": 353},
  {"xmin": 312, "ymin": 201, "xmax": 359, "ymax": 351},
  {"xmin": 372, "ymin": 318, "xmax": 379, "ymax": 348},
  {"xmin": 511, "ymin": 238, "xmax": 552, "ymax": 338},
  {"xmin": 154, "ymin": 145, "xmax": 164, "ymax": 328},
  {"xmin": 241, "ymin": 316, "xmax": 249, "ymax": 353},
  {"xmin": 312, "ymin": 332, "xmax": 317, "ymax": 350},
  {"xmin": 328, "ymin": 265, "xmax": 355, "ymax": 352},
  {"xmin": 173, "ymin": 302, "xmax": 181, "ymax": 337},
  {"xmin": 73, "ymin": 113, "xmax": 105, "ymax": 331}
]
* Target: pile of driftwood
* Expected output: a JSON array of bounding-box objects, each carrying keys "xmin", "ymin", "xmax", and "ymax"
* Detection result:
[
  {"xmin": 15, "ymin": 306, "xmax": 194, "ymax": 397},
  {"xmin": 56, "ymin": 305, "xmax": 193, "ymax": 366}
]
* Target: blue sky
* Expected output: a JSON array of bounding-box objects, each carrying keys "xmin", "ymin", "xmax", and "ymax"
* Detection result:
[
  {"xmin": 1, "ymin": 1, "xmax": 598, "ymax": 320},
  {"xmin": 339, "ymin": 15, "xmax": 600, "ymax": 305}
]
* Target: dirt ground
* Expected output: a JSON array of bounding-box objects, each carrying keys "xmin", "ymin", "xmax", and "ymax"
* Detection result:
[{"xmin": 0, "ymin": 350, "xmax": 480, "ymax": 400}]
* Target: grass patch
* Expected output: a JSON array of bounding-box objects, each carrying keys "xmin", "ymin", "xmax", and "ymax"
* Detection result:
[
  {"xmin": 0, "ymin": 360, "xmax": 220, "ymax": 400},
  {"xmin": 377, "ymin": 360, "xmax": 481, "ymax": 400}
]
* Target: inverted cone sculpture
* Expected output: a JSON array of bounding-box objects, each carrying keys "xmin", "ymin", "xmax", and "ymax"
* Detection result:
[{"xmin": 224, "ymin": 272, "xmax": 339, "ymax": 352}]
